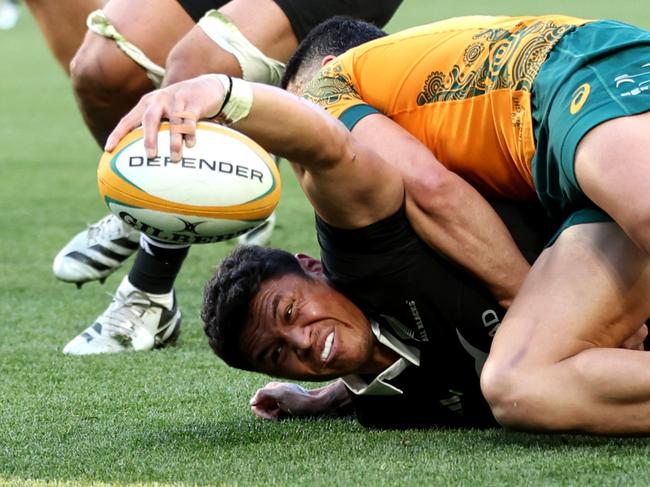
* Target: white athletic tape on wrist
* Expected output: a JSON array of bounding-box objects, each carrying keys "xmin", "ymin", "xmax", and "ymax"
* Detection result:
[
  {"xmin": 214, "ymin": 74, "xmax": 253, "ymax": 125},
  {"xmin": 198, "ymin": 10, "xmax": 286, "ymax": 86},
  {"xmin": 87, "ymin": 10, "xmax": 165, "ymax": 87}
]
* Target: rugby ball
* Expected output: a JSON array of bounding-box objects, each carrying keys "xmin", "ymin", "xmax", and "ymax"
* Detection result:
[{"xmin": 97, "ymin": 121, "xmax": 281, "ymax": 244}]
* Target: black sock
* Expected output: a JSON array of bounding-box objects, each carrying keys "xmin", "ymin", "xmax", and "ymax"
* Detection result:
[{"xmin": 128, "ymin": 244, "xmax": 190, "ymax": 294}]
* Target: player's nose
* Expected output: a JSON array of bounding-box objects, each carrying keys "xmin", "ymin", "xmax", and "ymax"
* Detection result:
[{"xmin": 282, "ymin": 326, "xmax": 311, "ymax": 357}]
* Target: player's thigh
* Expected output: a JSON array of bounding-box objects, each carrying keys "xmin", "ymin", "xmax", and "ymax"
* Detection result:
[
  {"xmin": 487, "ymin": 221, "xmax": 650, "ymax": 369},
  {"xmin": 71, "ymin": 0, "xmax": 194, "ymax": 92},
  {"xmin": 165, "ymin": 0, "xmax": 295, "ymax": 83},
  {"xmin": 574, "ymin": 110, "xmax": 650, "ymax": 241},
  {"xmin": 25, "ymin": 0, "xmax": 107, "ymax": 73},
  {"xmin": 221, "ymin": 0, "xmax": 296, "ymax": 60}
]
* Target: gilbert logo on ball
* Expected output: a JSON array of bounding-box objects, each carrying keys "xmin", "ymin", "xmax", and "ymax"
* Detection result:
[{"xmin": 97, "ymin": 121, "xmax": 281, "ymax": 244}]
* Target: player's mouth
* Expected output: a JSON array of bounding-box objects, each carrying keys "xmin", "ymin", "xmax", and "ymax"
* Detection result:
[{"xmin": 320, "ymin": 330, "xmax": 335, "ymax": 364}]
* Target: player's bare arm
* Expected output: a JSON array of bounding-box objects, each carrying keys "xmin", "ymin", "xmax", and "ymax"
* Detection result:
[{"xmin": 351, "ymin": 114, "xmax": 531, "ymax": 307}]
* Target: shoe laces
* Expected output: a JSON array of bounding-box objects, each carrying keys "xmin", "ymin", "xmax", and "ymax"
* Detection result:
[
  {"xmin": 98, "ymin": 289, "xmax": 158, "ymax": 337},
  {"xmin": 87, "ymin": 215, "xmax": 129, "ymax": 244}
]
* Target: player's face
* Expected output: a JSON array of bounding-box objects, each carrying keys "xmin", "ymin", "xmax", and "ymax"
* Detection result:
[{"xmin": 240, "ymin": 273, "xmax": 379, "ymax": 381}]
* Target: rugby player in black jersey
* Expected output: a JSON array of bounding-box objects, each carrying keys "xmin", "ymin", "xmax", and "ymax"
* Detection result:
[{"xmin": 210, "ymin": 203, "xmax": 555, "ymax": 429}]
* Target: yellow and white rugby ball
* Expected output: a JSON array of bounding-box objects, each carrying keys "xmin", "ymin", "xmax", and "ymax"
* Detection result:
[{"xmin": 97, "ymin": 121, "xmax": 281, "ymax": 244}]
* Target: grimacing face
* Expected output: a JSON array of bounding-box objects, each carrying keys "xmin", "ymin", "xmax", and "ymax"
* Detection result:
[{"xmin": 239, "ymin": 269, "xmax": 384, "ymax": 381}]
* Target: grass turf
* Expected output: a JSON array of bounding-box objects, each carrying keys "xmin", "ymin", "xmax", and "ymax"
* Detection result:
[{"xmin": 2, "ymin": 2, "xmax": 650, "ymax": 486}]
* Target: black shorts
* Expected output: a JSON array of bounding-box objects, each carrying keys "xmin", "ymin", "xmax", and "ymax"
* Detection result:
[{"xmin": 177, "ymin": 0, "xmax": 403, "ymax": 41}]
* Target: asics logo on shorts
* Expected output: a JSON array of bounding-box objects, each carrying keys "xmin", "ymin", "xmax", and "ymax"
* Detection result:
[
  {"xmin": 615, "ymin": 63, "xmax": 650, "ymax": 97},
  {"xmin": 570, "ymin": 83, "xmax": 591, "ymax": 114}
]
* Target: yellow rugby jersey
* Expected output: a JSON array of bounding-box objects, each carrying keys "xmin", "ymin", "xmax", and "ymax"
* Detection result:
[{"xmin": 303, "ymin": 15, "xmax": 590, "ymax": 199}]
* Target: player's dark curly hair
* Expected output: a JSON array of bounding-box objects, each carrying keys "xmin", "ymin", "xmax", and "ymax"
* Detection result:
[
  {"xmin": 202, "ymin": 245, "xmax": 310, "ymax": 371},
  {"xmin": 281, "ymin": 16, "xmax": 387, "ymax": 89}
]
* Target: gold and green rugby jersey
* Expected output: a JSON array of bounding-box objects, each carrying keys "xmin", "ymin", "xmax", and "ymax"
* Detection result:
[{"xmin": 303, "ymin": 15, "xmax": 590, "ymax": 199}]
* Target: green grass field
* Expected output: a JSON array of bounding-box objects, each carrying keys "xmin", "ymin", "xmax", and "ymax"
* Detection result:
[{"xmin": 2, "ymin": 2, "xmax": 650, "ymax": 486}]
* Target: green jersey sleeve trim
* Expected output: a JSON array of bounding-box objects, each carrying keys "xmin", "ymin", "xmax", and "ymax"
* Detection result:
[{"xmin": 338, "ymin": 104, "xmax": 381, "ymax": 131}]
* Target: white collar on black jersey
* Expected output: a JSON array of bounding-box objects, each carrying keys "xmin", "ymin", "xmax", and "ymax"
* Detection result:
[{"xmin": 342, "ymin": 319, "xmax": 420, "ymax": 396}]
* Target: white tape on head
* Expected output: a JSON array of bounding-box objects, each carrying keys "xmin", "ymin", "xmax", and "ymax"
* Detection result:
[{"xmin": 198, "ymin": 10, "xmax": 286, "ymax": 86}]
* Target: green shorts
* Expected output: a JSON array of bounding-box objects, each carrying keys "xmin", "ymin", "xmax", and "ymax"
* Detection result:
[
  {"xmin": 531, "ymin": 20, "xmax": 650, "ymax": 238},
  {"xmin": 546, "ymin": 208, "xmax": 612, "ymax": 247}
]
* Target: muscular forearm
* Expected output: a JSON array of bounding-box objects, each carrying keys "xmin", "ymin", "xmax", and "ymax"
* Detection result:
[
  {"xmin": 405, "ymin": 170, "xmax": 530, "ymax": 308},
  {"xmin": 350, "ymin": 114, "xmax": 530, "ymax": 308}
]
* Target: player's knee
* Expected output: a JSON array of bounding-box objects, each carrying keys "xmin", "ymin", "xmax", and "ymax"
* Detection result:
[
  {"xmin": 480, "ymin": 360, "xmax": 517, "ymax": 426},
  {"xmin": 70, "ymin": 39, "xmax": 146, "ymax": 109},
  {"xmin": 70, "ymin": 45, "xmax": 115, "ymax": 104},
  {"xmin": 480, "ymin": 359, "xmax": 537, "ymax": 430},
  {"xmin": 164, "ymin": 39, "xmax": 212, "ymax": 85},
  {"xmin": 626, "ymin": 213, "xmax": 650, "ymax": 255}
]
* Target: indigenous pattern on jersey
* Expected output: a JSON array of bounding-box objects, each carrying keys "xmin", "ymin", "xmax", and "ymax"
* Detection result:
[{"xmin": 303, "ymin": 15, "xmax": 589, "ymax": 199}]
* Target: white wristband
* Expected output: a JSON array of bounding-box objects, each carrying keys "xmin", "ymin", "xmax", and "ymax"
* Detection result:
[{"xmin": 214, "ymin": 74, "xmax": 253, "ymax": 125}]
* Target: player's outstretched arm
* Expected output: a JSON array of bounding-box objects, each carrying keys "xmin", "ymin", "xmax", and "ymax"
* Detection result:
[
  {"xmin": 250, "ymin": 380, "xmax": 352, "ymax": 421},
  {"xmin": 106, "ymin": 74, "xmax": 404, "ymax": 229}
]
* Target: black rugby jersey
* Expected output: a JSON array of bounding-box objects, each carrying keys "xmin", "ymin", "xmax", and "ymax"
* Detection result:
[{"xmin": 316, "ymin": 201, "xmax": 553, "ymax": 428}]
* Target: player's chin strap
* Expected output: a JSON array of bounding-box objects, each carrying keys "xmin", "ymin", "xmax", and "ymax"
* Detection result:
[
  {"xmin": 198, "ymin": 10, "xmax": 286, "ymax": 85},
  {"xmin": 86, "ymin": 9, "xmax": 165, "ymax": 87}
]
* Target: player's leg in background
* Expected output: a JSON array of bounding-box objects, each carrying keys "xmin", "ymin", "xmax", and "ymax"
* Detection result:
[
  {"xmin": 57, "ymin": 0, "xmax": 196, "ymax": 355},
  {"xmin": 574, "ymin": 110, "xmax": 650, "ymax": 256},
  {"xmin": 480, "ymin": 222, "xmax": 650, "ymax": 434},
  {"xmin": 53, "ymin": 0, "xmax": 198, "ymax": 288},
  {"xmin": 69, "ymin": 0, "xmax": 195, "ymax": 147},
  {"xmin": 164, "ymin": 0, "xmax": 297, "ymax": 85},
  {"xmin": 23, "ymin": 0, "xmax": 107, "ymax": 74},
  {"xmin": 62, "ymin": 0, "xmax": 296, "ymax": 355}
]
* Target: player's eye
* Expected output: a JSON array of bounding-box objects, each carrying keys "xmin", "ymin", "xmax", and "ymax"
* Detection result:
[
  {"xmin": 284, "ymin": 303, "xmax": 293, "ymax": 321},
  {"xmin": 271, "ymin": 345, "xmax": 283, "ymax": 365}
]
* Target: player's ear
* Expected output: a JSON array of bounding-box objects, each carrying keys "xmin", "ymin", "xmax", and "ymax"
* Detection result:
[
  {"xmin": 321, "ymin": 55, "xmax": 337, "ymax": 67},
  {"xmin": 295, "ymin": 253, "xmax": 324, "ymax": 277}
]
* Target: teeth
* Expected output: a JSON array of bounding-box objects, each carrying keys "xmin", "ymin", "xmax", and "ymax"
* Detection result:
[{"xmin": 321, "ymin": 331, "xmax": 334, "ymax": 361}]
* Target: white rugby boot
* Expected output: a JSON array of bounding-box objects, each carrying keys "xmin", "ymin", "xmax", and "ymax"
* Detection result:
[
  {"xmin": 63, "ymin": 276, "xmax": 181, "ymax": 355},
  {"xmin": 53, "ymin": 214, "xmax": 140, "ymax": 288},
  {"xmin": 237, "ymin": 211, "xmax": 277, "ymax": 247}
]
